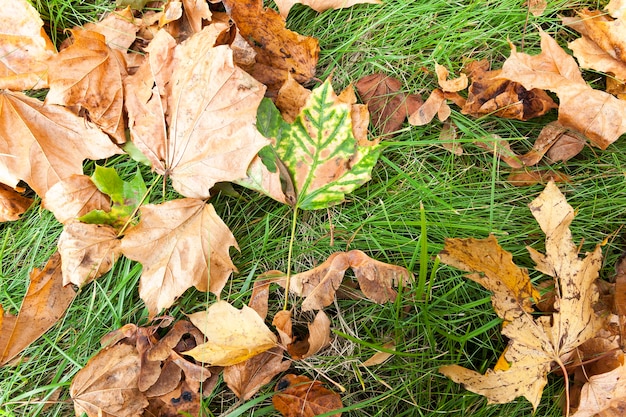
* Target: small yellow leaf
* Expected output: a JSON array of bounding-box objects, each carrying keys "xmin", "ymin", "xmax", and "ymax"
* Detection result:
[
  {"xmin": 361, "ymin": 341, "xmax": 395, "ymax": 367},
  {"xmin": 184, "ymin": 301, "xmax": 277, "ymax": 366}
]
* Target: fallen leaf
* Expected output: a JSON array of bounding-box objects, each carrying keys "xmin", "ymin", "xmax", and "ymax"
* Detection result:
[
  {"xmin": 0, "ymin": 0, "xmax": 56, "ymax": 90},
  {"xmin": 184, "ymin": 300, "xmax": 278, "ymax": 366},
  {"xmin": 145, "ymin": 379, "xmax": 202, "ymax": 417},
  {"xmin": 46, "ymin": 30, "xmax": 127, "ymax": 144},
  {"xmin": 120, "ymin": 198, "xmax": 238, "ymax": 317},
  {"xmin": 70, "ymin": 343, "xmax": 148, "ymax": 417},
  {"xmin": 181, "ymin": 0, "xmax": 212, "ymax": 33},
  {"xmin": 507, "ymin": 169, "xmax": 570, "ymax": 186},
  {"xmin": 0, "ymin": 91, "xmax": 121, "ymax": 199},
  {"xmin": 273, "ymin": 0, "xmax": 380, "ymax": 18},
  {"xmin": 408, "ymin": 88, "xmax": 446, "ymax": 126},
  {"xmin": 42, "ymin": 175, "xmax": 111, "ymax": 224},
  {"xmin": 275, "ymin": 74, "xmax": 311, "ymax": 123},
  {"xmin": 253, "ymin": 79, "xmax": 380, "ymax": 210},
  {"xmin": 83, "ymin": 7, "xmax": 140, "ymax": 56},
  {"xmin": 546, "ymin": 129, "xmax": 587, "ymax": 162},
  {"xmin": 500, "ymin": 31, "xmax": 626, "ymax": 149},
  {"xmin": 435, "ymin": 64, "xmax": 468, "ymax": 92},
  {"xmin": 525, "ymin": 0, "xmax": 547, "ymax": 16},
  {"xmin": 57, "ymin": 222, "xmax": 121, "ymax": 287},
  {"xmin": 361, "ymin": 341, "xmax": 395, "ymax": 367},
  {"xmin": 248, "ymin": 278, "xmax": 272, "ymax": 320},
  {"xmin": 222, "ymin": 0, "xmax": 319, "ymax": 96},
  {"xmin": 224, "ymin": 346, "xmax": 292, "ymax": 400},
  {"xmin": 0, "ymin": 252, "xmax": 76, "ymax": 365},
  {"xmin": 462, "ymin": 60, "xmax": 557, "ymax": 120},
  {"xmin": 438, "ymin": 120, "xmax": 463, "ymax": 155},
  {"xmin": 355, "ymin": 73, "xmax": 423, "ymax": 136},
  {"xmin": 272, "ymin": 310, "xmax": 331, "ymax": 359},
  {"xmin": 0, "ymin": 184, "xmax": 32, "ymax": 222},
  {"xmin": 124, "ymin": 26, "xmax": 269, "ymax": 199},
  {"xmin": 439, "ymin": 182, "xmax": 604, "ymax": 409},
  {"xmin": 273, "ymin": 374, "xmax": 343, "ymax": 417}
]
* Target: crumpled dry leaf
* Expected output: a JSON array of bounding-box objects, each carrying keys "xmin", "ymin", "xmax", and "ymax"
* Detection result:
[
  {"xmin": 0, "ymin": 0, "xmax": 56, "ymax": 90},
  {"xmin": 500, "ymin": 31, "xmax": 626, "ymax": 149},
  {"xmin": 70, "ymin": 343, "xmax": 148, "ymax": 417},
  {"xmin": 0, "ymin": 91, "xmax": 121, "ymax": 199},
  {"xmin": 0, "ymin": 252, "xmax": 76, "ymax": 366},
  {"xmin": 57, "ymin": 222, "xmax": 121, "ymax": 287},
  {"xmin": 439, "ymin": 182, "xmax": 603, "ymax": 409},
  {"xmin": 120, "ymin": 198, "xmax": 238, "ymax": 318},
  {"xmin": 222, "ymin": 0, "xmax": 319, "ymax": 96},
  {"xmin": 184, "ymin": 300, "xmax": 278, "ymax": 366},
  {"xmin": 0, "ymin": 183, "xmax": 32, "ymax": 222},
  {"xmin": 355, "ymin": 73, "xmax": 423, "ymax": 136},
  {"xmin": 275, "ymin": 250, "xmax": 413, "ymax": 311},
  {"xmin": 42, "ymin": 175, "xmax": 111, "ymax": 224},
  {"xmin": 273, "ymin": 0, "xmax": 380, "ymax": 18},
  {"xmin": 124, "ymin": 26, "xmax": 269, "ymax": 199},
  {"xmin": 224, "ymin": 346, "xmax": 292, "ymax": 400},
  {"xmin": 272, "ymin": 310, "xmax": 331, "ymax": 359},
  {"xmin": 273, "ymin": 374, "xmax": 343, "ymax": 417}
]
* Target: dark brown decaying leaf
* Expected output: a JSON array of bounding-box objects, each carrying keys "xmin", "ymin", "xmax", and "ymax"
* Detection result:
[
  {"xmin": 0, "ymin": 91, "xmax": 120, "ymax": 199},
  {"xmin": 224, "ymin": 347, "xmax": 292, "ymax": 400},
  {"xmin": 273, "ymin": 374, "xmax": 343, "ymax": 417},
  {"xmin": 222, "ymin": 0, "xmax": 319, "ymax": 96},
  {"xmin": 70, "ymin": 343, "xmax": 148, "ymax": 417},
  {"xmin": 0, "ymin": 184, "xmax": 32, "ymax": 222},
  {"xmin": 355, "ymin": 73, "xmax": 423, "ymax": 136},
  {"xmin": 42, "ymin": 175, "xmax": 111, "ymax": 224},
  {"xmin": 0, "ymin": 252, "xmax": 76, "ymax": 366}
]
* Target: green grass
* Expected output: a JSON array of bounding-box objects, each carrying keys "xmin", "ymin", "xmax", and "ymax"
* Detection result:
[{"xmin": 2, "ymin": 0, "xmax": 625, "ymax": 416}]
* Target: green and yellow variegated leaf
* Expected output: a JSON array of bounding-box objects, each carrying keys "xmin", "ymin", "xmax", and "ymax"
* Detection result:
[{"xmin": 255, "ymin": 79, "xmax": 380, "ymax": 210}]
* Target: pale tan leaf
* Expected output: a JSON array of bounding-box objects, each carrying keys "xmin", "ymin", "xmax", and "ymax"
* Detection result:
[
  {"xmin": 42, "ymin": 175, "xmax": 111, "ymax": 224},
  {"xmin": 84, "ymin": 7, "xmax": 140, "ymax": 54},
  {"xmin": 0, "ymin": 252, "xmax": 76, "ymax": 365},
  {"xmin": 571, "ymin": 353, "xmax": 626, "ymax": 417},
  {"xmin": 184, "ymin": 301, "xmax": 278, "ymax": 366},
  {"xmin": 361, "ymin": 341, "xmax": 395, "ymax": 367},
  {"xmin": 0, "ymin": 91, "xmax": 121, "ymax": 199},
  {"xmin": 224, "ymin": 347, "xmax": 291, "ymax": 400},
  {"xmin": 58, "ymin": 222, "xmax": 121, "ymax": 287},
  {"xmin": 182, "ymin": 0, "xmax": 212, "ymax": 32},
  {"xmin": 0, "ymin": 183, "xmax": 32, "ymax": 222},
  {"xmin": 70, "ymin": 343, "xmax": 148, "ymax": 417},
  {"xmin": 0, "ymin": 0, "xmax": 56, "ymax": 90},
  {"xmin": 568, "ymin": 36, "xmax": 626, "ymax": 81},
  {"xmin": 348, "ymin": 249, "xmax": 413, "ymax": 304},
  {"xmin": 120, "ymin": 199, "xmax": 238, "ymax": 318}
]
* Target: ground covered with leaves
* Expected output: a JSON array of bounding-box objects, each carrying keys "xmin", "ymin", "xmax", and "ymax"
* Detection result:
[{"xmin": 2, "ymin": 0, "xmax": 626, "ymax": 416}]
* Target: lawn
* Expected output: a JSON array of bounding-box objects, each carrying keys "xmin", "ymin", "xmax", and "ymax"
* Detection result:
[{"xmin": 2, "ymin": 0, "xmax": 626, "ymax": 416}]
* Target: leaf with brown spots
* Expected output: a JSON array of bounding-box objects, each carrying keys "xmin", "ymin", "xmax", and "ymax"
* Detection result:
[{"xmin": 440, "ymin": 182, "xmax": 604, "ymax": 410}]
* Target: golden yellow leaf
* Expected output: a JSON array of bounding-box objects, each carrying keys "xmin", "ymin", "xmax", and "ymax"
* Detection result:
[{"xmin": 184, "ymin": 301, "xmax": 278, "ymax": 366}]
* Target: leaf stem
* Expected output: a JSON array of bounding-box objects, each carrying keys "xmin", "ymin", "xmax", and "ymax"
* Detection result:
[
  {"xmin": 283, "ymin": 205, "xmax": 299, "ymax": 310},
  {"xmin": 117, "ymin": 176, "xmax": 159, "ymax": 237}
]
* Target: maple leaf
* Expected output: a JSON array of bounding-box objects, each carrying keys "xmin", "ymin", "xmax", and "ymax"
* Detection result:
[
  {"xmin": 254, "ymin": 79, "xmax": 380, "ymax": 210},
  {"xmin": 273, "ymin": 0, "xmax": 381, "ymax": 18},
  {"xmin": 120, "ymin": 198, "xmax": 238, "ymax": 318},
  {"xmin": 273, "ymin": 374, "xmax": 343, "ymax": 417},
  {"xmin": 500, "ymin": 31, "xmax": 626, "ymax": 149},
  {"xmin": 70, "ymin": 343, "xmax": 148, "ymax": 417},
  {"xmin": 42, "ymin": 175, "xmax": 111, "ymax": 225},
  {"xmin": 124, "ymin": 26, "xmax": 269, "ymax": 199},
  {"xmin": 83, "ymin": 7, "xmax": 140, "ymax": 56},
  {"xmin": 571, "ymin": 351, "xmax": 626, "ymax": 416},
  {"xmin": 184, "ymin": 300, "xmax": 278, "ymax": 366},
  {"xmin": 0, "ymin": 0, "xmax": 56, "ymax": 90},
  {"xmin": 0, "ymin": 252, "xmax": 76, "ymax": 366},
  {"xmin": 222, "ymin": 0, "xmax": 319, "ymax": 96},
  {"xmin": 0, "ymin": 183, "xmax": 32, "ymax": 222},
  {"xmin": 0, "ymin": 91, "xmax": 121, "ymax": 199},
  {"xmin": 439, "ymin": 182, "xmax": 603, "ymax": 409},
  {"xmin": 46, "ymin": 29, "xmax": 128, "ymax": 144}
]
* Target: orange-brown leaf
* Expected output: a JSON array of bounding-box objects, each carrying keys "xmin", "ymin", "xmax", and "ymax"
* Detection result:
[
  {"xmin": 0, "ymin": 183, "xmax": 32, "ymax": 222},
  {"xmin": 272, "ymin": 310, "xmax": 331, "ymax": 359},
  {"xmin": 273, "ymin": 374, "xmax": 342, "ymax": 417},
  {"xmin": 224, "ymin": 347, "xmax": 292, "ymax": 400},
  {"xmin": 0, "ymin": 252, "xmax": 76, "ymax": 366},
  {"xmin": 348, "ymin": 249, "xmax": 413, "ymax": 304}
]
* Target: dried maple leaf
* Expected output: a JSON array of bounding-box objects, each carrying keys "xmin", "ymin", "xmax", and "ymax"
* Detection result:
[
  {"xmin": 83, "ymin": 7, "xmax": 140, "ymax": 55},
  {"xmin": 184, "ymin": 301, "xmax": 278, "ymax": 366},
  {"xmin": 43, "ymin": 175, "xmax": 111, "ymax": 224},
  {"xmin": 70, "ymin": 343, "xmax": 148, "ymax": 417},
  {"xmin": 222, "ymin": 0, "xmax": 319, "ymax": 96},
  {"xmin": 0, "ymin": 183, "xmax": 32, "ymax": 222},
  {"xmin": 355, "ymin": 73, "xmax": 423, "ymax": 136},
  {"xmin": 0, "ymin": 252, "xmax": 76, "ymax": 366},
  {"xmin": 120, "ymin": 198, "xmax": 238, "ymax": 318},
  {"xmin": 273, "ymin": 0, "xmax": 381, "ymax": 18},
  {"xmin": 252, "ymin": 79, "xmax": 380, "ymax": 210},
  {"xmin": 272, "ymin": 310, "xmax": 331, "ymax": 359},
  {"xmin": 124, "ymin": 26, "xmax": 269, "ymax": 199},
  {"xmin": 0, "ymin": 0, "xmax": 56, "ymax": 90},
  {"xmin": 439, "ymin": 182, "xmax": 603, "ymax": 409},
  {"xmin": 0, "ymin": 91, "xmax": 121, "ymax": 199},
  {"xmin": 224, "ymin": 346, "xmax": 292, "ymax": 400},
  {"xmin": 273, "ymin": 374, "xmax": 343, "ymax": 417},
  {"xmin": 500, "ymin": 31, "xmax": 626, "ymax": 149}
]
